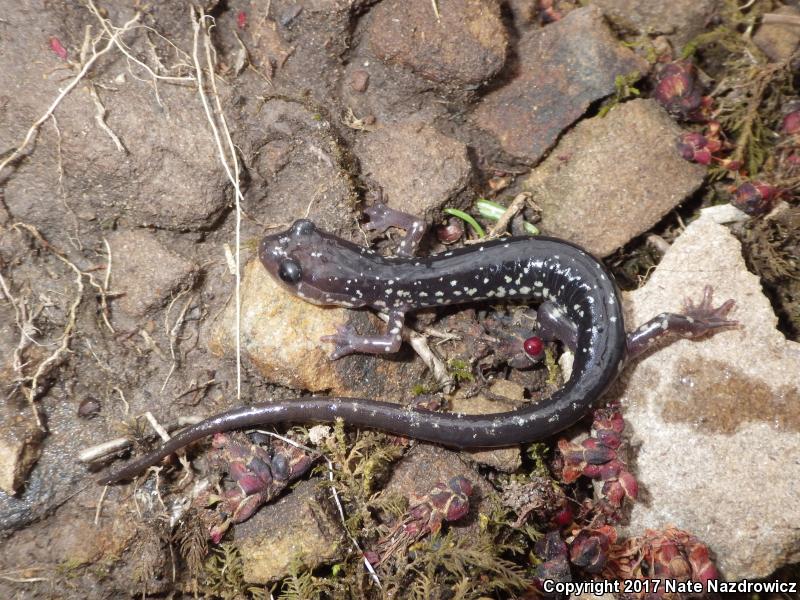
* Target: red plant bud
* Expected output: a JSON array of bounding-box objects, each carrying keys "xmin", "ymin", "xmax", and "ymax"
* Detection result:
[
  {"xmin": 552, "ymin": 505, "xmax": 573, "ymax": 527},
  {"xmin": 49, "ymin": 36, "xmax": 68, "ymax": 60},
  {"xmin": 782, "ymin": 110, "xmax": 800, "ymax": 135},
  {"xmin": 717, "ymin": 158, "xmax": 742, "ymax": 171},
  {"xmin": 732, "ymin": 182, "xmax": 778, "ymax": 216},
  {"xmin": 677, "ymin": 132, "xmax": 712, "ymax": 165},
  {"xmin": 654, "ymin": 61, "xmax": 704, "ymax": 119}
]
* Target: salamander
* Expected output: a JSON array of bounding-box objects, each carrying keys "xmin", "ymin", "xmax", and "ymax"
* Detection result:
[{"xmin": 97, "ymin": 205, "xmax": 736, "ymax": 485}]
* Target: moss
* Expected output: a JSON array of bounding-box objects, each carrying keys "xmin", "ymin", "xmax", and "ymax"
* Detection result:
[
  {"xmin": 598, "ymin": 70, "xmax": 642, "ymax": 118},
  {"xmin": 447, "ymin": 358, "xmax": 474, "ymax": 383}
]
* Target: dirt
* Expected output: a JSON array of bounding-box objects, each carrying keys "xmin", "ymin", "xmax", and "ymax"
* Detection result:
[{"xmin": 0, "ymin": 0, "xmax": 798, "ymax": 598}]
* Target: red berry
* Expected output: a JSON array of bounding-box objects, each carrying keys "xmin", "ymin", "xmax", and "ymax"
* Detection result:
[{"xmin": 523, "ymin": 336, "xmax": 544, "ymax": 357}]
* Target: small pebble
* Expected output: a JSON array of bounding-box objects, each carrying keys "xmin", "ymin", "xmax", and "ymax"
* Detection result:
[
  {"xmin": 78, "ymin": 397, "xmax": 101, "ymax": 419},
  {"xmin": 350, "ymin": 69, "xmax": 370, "ymax": 93}
]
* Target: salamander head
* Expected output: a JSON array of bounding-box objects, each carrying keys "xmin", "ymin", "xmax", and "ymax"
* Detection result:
[{"xmin": 259, "ymin": 219, "xmax": 371, "ymax": 308}]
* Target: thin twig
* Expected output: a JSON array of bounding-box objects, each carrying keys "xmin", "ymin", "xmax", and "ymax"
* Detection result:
[
  {"xmin": 191, "ymin": 8, "xmax": 244, "ymax": 401},
  {"xmin": 485, "ymin": 192, "xmax": 530, "ymax": 239},
  {"xmin": 89, "ymin": 84, "xmax": 126, "ymax": 152}
]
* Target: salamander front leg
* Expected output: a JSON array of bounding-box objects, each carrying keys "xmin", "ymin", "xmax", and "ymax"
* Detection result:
[
  {"xmin": 626, "ymin": 285, "xmax": 738, "ymax": 359},
  {"xmin": 321, "ymin": 310, "xmax": 406, "ymax": 359},
  {"xmin": 363, "ymin": 203, "xmax": 425, "ymax": 257}
]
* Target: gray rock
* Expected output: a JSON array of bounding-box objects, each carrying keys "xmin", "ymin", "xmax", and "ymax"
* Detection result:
[
  {"xmin": 356, "ymin": 122, "xmax": 473, "ymax": 221},
  {"xmin": 107, "ymin": 230, "xmax": 196, "ymax": 320},
  {"xmin": 616, "ymin": 212, "xmax": 800, "ymax": 579},
  {"xmin": 368, "ymin": 0, "xmax": 508, "ymax": 86},
  {"xmin": 753, "ymin": 5, "xmax": 800, "ymax": 62},
  {"xmin": 473, "ymin": 5, "xmax": 648, "ymax": 162},
  {"xmin": 593, "ymin": 0, "xmax": 721, "ymax": 51},
  {"xmin": 236, "ymin": 479, "xmax": 346, "ymax": 584},
  {"xmin": 527, "ymin": 99, "xmax": 706, "ymax": 257}
]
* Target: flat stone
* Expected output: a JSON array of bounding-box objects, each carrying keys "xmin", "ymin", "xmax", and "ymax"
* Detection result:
[
  {"xmin": 0, "ymin": 403, "xmax": 44, "ymax": 495},
  {"xmin": 753, "ymin": 6, "xmax": 800, "ymax": 62},
  {"xmin": 210, "ymin": 258, "xmax": 429, "ymax": 397},
  {"xmin": 356, "ymin": 121, "xmax": 473, "ymax": 221},
  {"xmin": 236, "ymin": 479, "xmax": 345, "ymax": 584},
  {"xmin": 107, "ymin": 230, "xmax": 196, "ymax": 320},
  {"xmin": 242, "ymin": 98, "xmax": 358, "ymax": 238},
  {"xmin": 594, "ymin": 0, "xmax": 720, "ymax": 50},
  {"xmin": 368, "ymin": 0, "xmax": 508, "ymax": 86},
  {"xmin": 451, "ymin": 380, "xmax": 523, "ymax": 472},
  {"xmin": 526, "ymin": 99, "xmax": 706, "ymax": 257},
  {"xmin": 473, "ymin": 5, "xmax": 648, "ymax": 162},
  {"xmin": 384, "ymin": 444, "xmax": 493, "ymax": 533},
  {"xmin": 616, "ymin": 212, "xmax": 800, "ymax": 579}
]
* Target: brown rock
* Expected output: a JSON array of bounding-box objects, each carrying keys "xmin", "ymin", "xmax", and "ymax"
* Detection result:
[
  {"xmin": 527, "ymin": 99, "xmax": 706, "ymax": 257},
  {"xmin": 384, "ymin": 444, "xmax": 494, "ymax": 529},
  {"xmin": 356, "ymin": 121, "xmax": 473, "ymax": 220},
  {"xmin": 236, "ymin": 479, "xmax": 345, "ymax": 583},
  {"xmin": 451, "ymin": 380, "xmax": 524, "ymax": 472},
  {"xmin": 618, "ymin": 212, "xmax": 800, "ymax": 579},
  {"xmin": 473, "ymin": 5, "xmax": 648, "ymax": 162},
  {"xmin": 753, "ymin": 6, "xmax": 800, "ymax": 62},
  {"xmin": 108, "ymin": 230, "xmax": 197, "ymax": 320},
  {"xmin": 369, "ymin": 0, "xmax": 508, "ymax": 86},
  {"xmin": 244, "ymin": 98, "xmax": 358, "ymax": 238},
  {"xmin": 594, "ymin": 0, "xmax": 720, "ymax": 50},
  {"xmin": 350, "ymin": 68, "xmax": 370, "ymax": 93},
  {"xmin": 210, "ymin": 258, "xmax": 429, "ymax": 397},
  {"xmin": 0, "ymin": 403, "xmax": 44, "ymax": 495}
]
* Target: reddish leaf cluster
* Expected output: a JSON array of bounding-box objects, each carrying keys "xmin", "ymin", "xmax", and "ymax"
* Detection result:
[
  {"xmin": 607, "ymin": 527, "xmax": 719, "ymax": 599},
  {"xmin": 197, "ymin": 432, "xmax": 314, "ymax": 543},
  {"xmin": 731, "ymin": 181, "xmax": 780, "ymax": 216},
  {"xmin": 558, "ymin": 405, "xmax": 637, "ymax": 514},
  {"xmin": 366, "ymin": 476, "xmax": 474, "ymax": 565},
  {"xmin": 677, "ymin": 121, "xmax": 739, "ymax": 169},
  {"xmin": 653, "ymin": 61, "xmax": 712, "ymax": 122}
]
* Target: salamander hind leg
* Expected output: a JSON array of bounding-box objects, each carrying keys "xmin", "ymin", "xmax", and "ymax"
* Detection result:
[
  {"xmin": 321, "ymin": 310, "xmax": 406, "ymax": 359},
  {"xmin": 535, "ymin": 301, "xmax": 579, "ymax": 351},
  {"xmin": 363, "ymin": 203, "xmax": 425, "ymax": 257},
  {"xmin": 626, "ymin": 285, "xmax": 738, "ymax": 359}
]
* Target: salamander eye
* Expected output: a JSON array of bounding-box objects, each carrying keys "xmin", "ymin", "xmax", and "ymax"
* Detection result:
[
  {"xmin": 291, "ymin": 219, "xmax": 315, "ymax": 237},
  {"xmin": 278, "ymin": 259, "xmax": 302, "ymax": 284}
]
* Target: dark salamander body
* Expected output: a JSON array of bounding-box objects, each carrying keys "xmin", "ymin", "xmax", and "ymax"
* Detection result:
[{"xmin": 98, "ymin": 212, "xmax": 734, "ymax": 485}]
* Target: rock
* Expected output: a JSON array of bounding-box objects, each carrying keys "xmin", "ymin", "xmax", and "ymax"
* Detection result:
[
  {"xmin": 242, "ymin": 98, "xmax": 358, "ymax": 239},
  {"xmin": 526, "ymin": 99, "xmax": 706, "ymax": 257},
  {"xmin": 350, "ymin": 68, "xmax": 370, "ymax": 93},
  {"xmin": 107, "ymin": 230, "xmax": 196, "ymax": 320},
  {"xmin": 473, "ymin": 5, "xmax": 648, "ymax": 162},
  {"xmin": 753, "ymin": 5, "xmax": 800, "ymax": 62},
  {"xmin": 0, "ymin": 5, "xmax": 230, "ymax": 235},
  {"xmin": 368, "ymin": 0, "xmax": 508, "ymax": 86},
  {"xmin": 617, "ymin": 213, "xmax": 800, "ymax": 579},
  {"xmin": 384, "ymin": 444, "xmax": 494, "ymax": 532},
  {"xmin": 451, "ymin": 380, "xmax": 523, "ymax": 472},
  {"xmin": 356, "ymin": 122, "xmax": 473, "ymax": 221},
  {"xmin": 210, "ymin": 258, "xmax": 429, "ymax": 397},
  {"xmin": 236, "ymin": 479, "xmax": 345, "ymax": 583},
  {"xmin": 0, "ymin": 403, "xmax": 44, "ymax": 495},
  {"xmin": 594, "ymin": 0, "xmax": 720, "ymax": 51}
]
